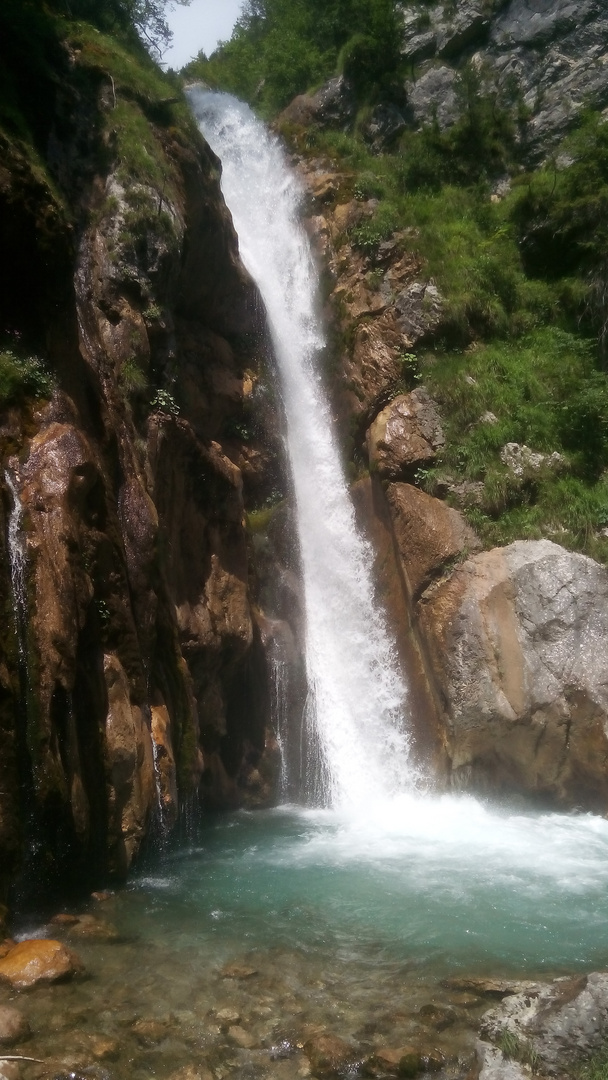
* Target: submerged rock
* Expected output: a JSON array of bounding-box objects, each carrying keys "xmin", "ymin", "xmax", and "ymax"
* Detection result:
[
  {"xmin": 0, "ymin": 940, "xmax": 84, "ymax": 990},
  {"xmin": 0, "ymin": 1006, "xmax": 30, "ymax": 1045},
  {"xmin": 304, "ymin": 1033, "xmax": 359, "ymax": 1078}
]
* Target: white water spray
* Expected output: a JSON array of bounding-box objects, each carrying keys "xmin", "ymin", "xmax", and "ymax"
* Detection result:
[
  {"xmin": 5, "ymin": 469, "xmax": 29, "ymax": 671},
  {"xmin": 189, "ymin": 90, "xmax": 416, "ymax": 806}
]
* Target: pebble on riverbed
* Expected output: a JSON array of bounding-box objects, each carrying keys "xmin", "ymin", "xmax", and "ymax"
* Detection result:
[{"xmin": 0, "ymin": 1006, "xmax": 30, "ymax": 1045}]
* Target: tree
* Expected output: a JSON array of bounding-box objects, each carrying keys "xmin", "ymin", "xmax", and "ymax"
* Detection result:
[{"xmin": 48, "ymin": 0, "xmax": 191, "ymax": 57}]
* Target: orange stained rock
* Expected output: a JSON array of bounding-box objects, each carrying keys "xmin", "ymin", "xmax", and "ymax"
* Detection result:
[{"xmin": 0, "ymin": 938, "xmax": 84, "ymax": 989}]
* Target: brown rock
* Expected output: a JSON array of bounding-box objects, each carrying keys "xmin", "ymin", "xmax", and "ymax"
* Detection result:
[
  {"xmin": 104, "ymin": 652, "xmax": 156, "ymax": 877},
  {"xmin": 365, "ymin": 1045, "xmax": 444, "ymax": 1078},
  {"xmin": 367, "ymin": 389, "xmax": 444, "ymax": 481},
  {"xmin": 0, "ymin": 943, "xmax": 15, "ymax": 961},
  {"xmin": 304, "ymin": 1033, "xmax": 358, "ymax": 1078},
  {"xmin": 131, "ymin": 1018, "xmax": 170, "ymax": 1045},
  {"xmin": 0, "ymin": 1005, "xmax": 30, "ymax": 1045},
  {"xmin": 0, "ymin": 939, "xmax": 84, "ymax": 989},
  {"xmin": 90, "ymin": 891, "xmax": 113, "ymax": 903},
  {"xmin": 150, "ymin": 703, "xmax": 179, "ymax": 830},
  {"xmin": 441, "ymin": 976, "xmax": 541, "ymax": 999},
  {"xmin": 220, "ymin": 964, "xmax": 257, "ymax": 980},
  {"xmin": 228, "ymin": 1025, "xmax": 255, "ymax": 1049},
  {"xmin": 89, "ymin": 1035, "xmax": 119, "ymax": 1060},
  {"xmin": 418, "ymin": 1003, "xmax": 456, "ymax": 1030},
  {"xmin": 386, "ymin": 483, "xmax": 480, "ymax": 600},
  {"xmin": 49, "ymin": 914, "xmax": 80, "ymax": 927},
  {"xmin": 67, "ymin": 915, "xmax": 119, "ymax": 942},
  {"xmin": 168, "ymin": 1067, "xmax": 215, "ymax": 1080}
]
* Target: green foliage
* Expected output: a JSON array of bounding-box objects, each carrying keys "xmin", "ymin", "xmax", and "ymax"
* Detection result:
[
  {"xmin": 151, "ymin": 389, "xmax": 179, "ymax": 416},
  {"xmin": 511, "ymin": 112, "xmax": 608, "ymax": 353},
  {"xmin": 183, "ymin": 0, "xmax": 402, "ymax": 116},
  {"xmin": 497, "ymin": 1029, "xmax": 540, "ymax": 1072},
  {"xmin": 578, "ymin": 1045, "xmax": 608, "ymax": 1080},
  {"xmin": 119, "ymin": 356, "xmax": 148, "ymax": 395},
  {"xmin": 0, "ymin": 349, "xmax": 55, "ymax": 408}
]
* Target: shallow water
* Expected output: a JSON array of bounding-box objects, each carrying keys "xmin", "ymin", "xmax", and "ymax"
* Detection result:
[{"xmin": 11, "ymin": 797, "xmax": 608, "ymax": 1080}]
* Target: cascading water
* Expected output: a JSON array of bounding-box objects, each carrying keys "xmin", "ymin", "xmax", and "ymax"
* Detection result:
[
  {"xmin": 5, "ymin": 469, "xmax": 29, "ymax": 673},
  {"xmin": 189, "ymin": 89, "xmax": 415, "ymax": 808}
]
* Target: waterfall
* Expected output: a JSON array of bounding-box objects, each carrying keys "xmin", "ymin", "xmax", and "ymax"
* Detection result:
[
  {"xmin": 189, "ymin": 90, "xmax": 418, "ymax": 807},
  {"xmin": 5, "ymin": 469, "xmax": 29, "ymax": 672}
]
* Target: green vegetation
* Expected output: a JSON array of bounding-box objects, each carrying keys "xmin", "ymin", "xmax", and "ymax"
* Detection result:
[
  {"xmin": 182, "ymin": 0, "xmax": 402, "ymax": 116},
  {"xmin": 497, "ymin": 1029, "xmax": 540, "ymax": 1073},
  {"xmin": 0, "ymin": 349, "xmax": 55, "ymax": 408},
  {"xmin": 578, "ymin": 1045, "xmax": 608, "ymax": 1080}
]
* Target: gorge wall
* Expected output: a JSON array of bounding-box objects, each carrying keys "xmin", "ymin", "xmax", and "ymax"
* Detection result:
[{"xmin": 0, "ymin": 11, "xmax": 286, "ymax": 910}]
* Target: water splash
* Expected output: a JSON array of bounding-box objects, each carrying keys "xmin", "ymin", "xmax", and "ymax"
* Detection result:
[
  {"xmin": 189, "ymin": 90, "xmax": 417, "ymax": 807},
  {"xmin": 5, "ymin": 469, "xmax": 29, "ymax": 672}
]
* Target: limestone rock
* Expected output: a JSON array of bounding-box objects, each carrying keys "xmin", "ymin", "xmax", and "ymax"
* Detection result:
[
  {"xmin": 406, "ymin": 67, "xmax": 460, "ymax": 131},
  {"xmin": 0, "ymin": 1005, "xmax": 30, "ymax": 1045},
  {"xmin": 0, "ymin": 940, "xmax": 83, "ymax": 990},
  {"xmin": 397, "ymin": 0, "xmax": 608, "ymax": 160},
  {"xmin": 386, "ymin": 484, "xmax": 480, "ymax": 599},
  {"xmin": 394, "ymin": 282, "xmax": 444, "ymax": 343},
  {"xmin": 364, "ymin": 104, "xmax": 407, "ymax": 150},
  {"xmin": 367, "ymin": 389, "xmax": 445, "ymax": 481},
  {"xmin": 476, "ymin": 1041, "xmax": 528, "ymax": 1080},
  {"xmin": 420, "ymin": 540, "xmax": 608, "ymax": 809},
  {"xmin": 438, "ymin": 8, "xmax": 490, "ymax": 56},
  {"xmin": 500, "ymin": 443, "xmax": 565, "ymax": 477},
  {"xmin": 278, "ymin": 76, "xmax": 357, "ymax": 130},
  {"xmin": 480, "ymin": 973, "xmax": 608, "ymax": 1073}
]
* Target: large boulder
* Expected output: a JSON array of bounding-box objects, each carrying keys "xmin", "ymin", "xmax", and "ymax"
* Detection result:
[
  {"xmin": 0, "ymin": 939, "xmax": 83, "ymax": 990},
  {"xmin": 278, "ymin": 76, "xmax": 357, "ymax": 131},
  {"xmin": 419, "ymin": 539, "xmax": 608, "ymax": 809},
  {"xmin": 367, "ymin": 389, "xmax": 445, "ymax": 481},
  {"xmin": 386, "ymin": 483, "xmax": 480, "ymax": 598}
]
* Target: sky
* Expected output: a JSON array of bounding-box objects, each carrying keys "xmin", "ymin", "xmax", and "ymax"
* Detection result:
[{"xmin": 163, "ymin": 0, "xmax": 244, "ymax": 70}]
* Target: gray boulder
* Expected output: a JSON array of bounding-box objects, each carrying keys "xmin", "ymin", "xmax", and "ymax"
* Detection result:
[
  {"xmin": 480, "ymin": 973, "xmax": 608, "ymax": 1074},
  {"xmin": 419, "ymin": 539, "xmax": 608, "ymax": 810}
]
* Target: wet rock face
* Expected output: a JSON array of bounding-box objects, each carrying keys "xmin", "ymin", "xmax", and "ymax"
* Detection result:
[
  {"xmin": 0, "ymin": 939, "xmax": 83, "ymax": 990},
  {"xmin": 0, "ymin": 43, "xmax": 277, "ymax": 903},
  {"xmin": 419, "ymin": 540, "xmax": 608, "ymax": 810},
  {"xmin": 398, "ymin": 0, "xmax": 608, "ymax": 160}
]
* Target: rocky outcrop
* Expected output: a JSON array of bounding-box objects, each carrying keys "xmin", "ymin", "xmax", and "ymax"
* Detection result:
[
  {"xmin": 478, "ymin": 972, "xmax": 608, "ymax": 1076},
  {"xmin": 398, "ymin": 0, "xmax": 608, "ymax": 160},
  {"xmin": 367, "ymin": 388, "xmax": 445, "ymax": 480},
  {"xmin": 0, "ymin": 21, "xmax": 280, "ymax": 905},
  {"xmin": 419, "ymin": 539, "xmax": 608, "ymax": 809}
]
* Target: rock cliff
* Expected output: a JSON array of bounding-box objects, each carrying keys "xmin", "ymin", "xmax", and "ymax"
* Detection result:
[{"xmin": 0, "ymin": 16, "xmax": 283, "ymax": 907}]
